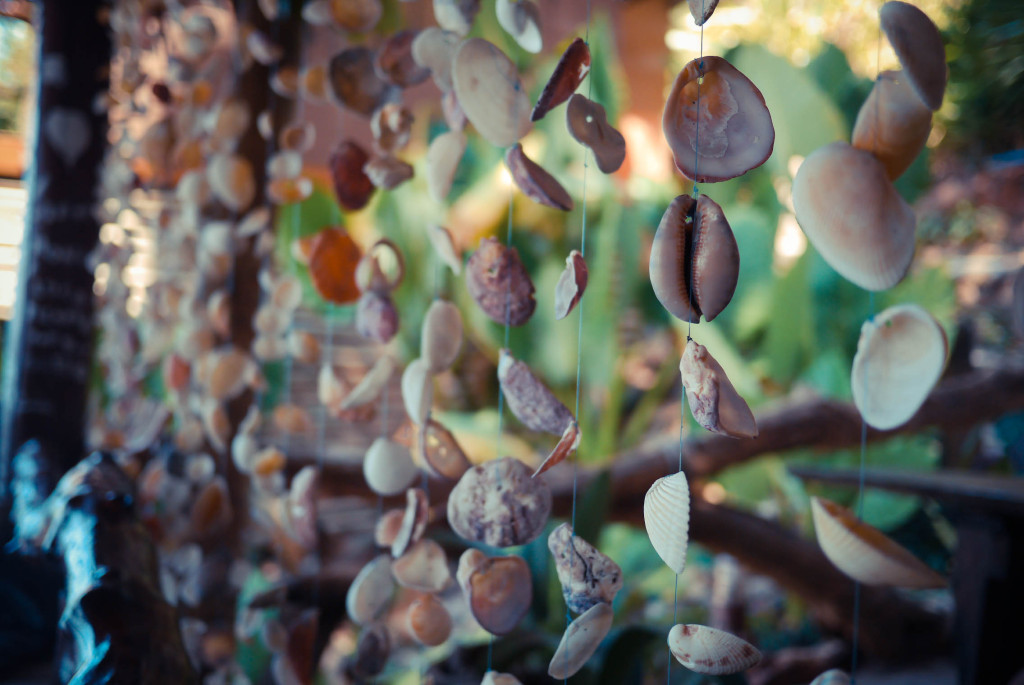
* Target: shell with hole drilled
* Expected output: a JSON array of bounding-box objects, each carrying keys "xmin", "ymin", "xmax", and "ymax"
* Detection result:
[
  {"xmin": 668, "ymin": 624, "xmax": 762, "ymax": 675},
  {"xmin": 547, "ymin": 602, "xmax": 614, "ymax": 679},
  {"xmin": 852, "ymin": 70, "xmax": 932, "ymax": 180},
  {"xmin": 644, "ymin": 471, "xmax": 691, "ymax": 574},
  {"xmin": 452, "ymin": 38, "xmax": 532, "ymax": 147},
  {"xmin": 679, "ymin": 339, "xmax": 757, "ymax": 439},
  {"xmin": 566, "ymin": 94, "xmax": 626, "ymax": 174}
]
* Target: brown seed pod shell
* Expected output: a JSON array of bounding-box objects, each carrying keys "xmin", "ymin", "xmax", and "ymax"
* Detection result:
[
  {"xmin": 465, "ymin": 238, "xmax": 536, "ymax": 326},
  {"xmin": 505, "ymin": 144, "xmax": 573, "ymax": 211}
]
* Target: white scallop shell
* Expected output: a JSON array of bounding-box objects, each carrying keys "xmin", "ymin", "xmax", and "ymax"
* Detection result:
[
  {"xmin": 643, "ymin": 472, "xmax": 691, "ymax": 575},
  {"xmin": 547, "ymin": 603, "xmax": 614, "ymax": 679},
  {"xmin": 422, "ymin": 299, "xmax": 463, "ymax": 372},
  {"xmin": 346, "ymin": 555, "xmax": 395, "ymax": 625},
  {"xmin": 401, "ymin": 358, "xmax": 434, "ymax": 425},
  {"xmin": 363, "ymin": 438, "xmax": 418, "ymax": 496},
  {"xmin": 851, "ymin": 304, "xmax": 947, "ymax": 430},
  {"xmin": 667, "ymin": 624, "xmax": 762, "ymax": 675}
]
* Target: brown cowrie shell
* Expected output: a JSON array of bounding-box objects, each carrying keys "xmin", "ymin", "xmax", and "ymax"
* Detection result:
[
  {"xmin": 329, "ymin": 140, "xmax": 376, "ymax": 211},
  {"xmin": 532, "ymin": 38, "xmax": 590, "ymax": 122},
  {"xmin": 411, "ymin": 28, "xmax": 461, "ymax": 92},
  {"xmin": 391, "ymin": 539, "xmax": 451, "ymax": 592},
  {"xmin": 687, "ymin": 0, "xmax": 720, "ymax": 26},
  {"xmin": 505, "ymin": 144, "xmax": 573, "ymax": 211},
  {"xmin": 426, "ymin": 131, "xmax": 466, "ymax": 203},
  {"xmin": 375, "ymin": 30, "xmax": 430, "ymax": 87},
  {"xmin": 880, "ymin": 1, "xmax": 947, "ymax": 111},
  {"xmin": 375, "ymin": 509, "xmax": 404, "ymax": 548},
  {"xmin": 452, "ymin": 38, "xmax": 532, "ymax": 147},
  {"xmin": 667, "ymin": 624, "xmax": 762, "ymax": 675},
  {"xmin": 531, "ymin": 420, "xmax": 580, "ymax": 477},
  {"xmin": 852, "ymin": 70, "xmax": 932, "ymax": 180},
  {"xmin": 426, "ymin": 224, "xmax": 462, "ymax": 275},
  {"xmin": 406, "ymin": 594, "xmax": 452, "ymax": 646},
  {"xmin": 328, "ymin": 47, "xmax": 399, "ymax": 117},
  {"xmin": 554, "ymin": 250, "xmax": 588, "ymax": 320},
  {"xmin": 421, "ymin": 299, "xmax": 463, "ymax": 372},
  {"xmin": 566, "ymin": 94, "xmax": 626, "ymax": 174},
  {"xmin": 390, "ymin": 487, "xmax": 429, "ymax": 558},
  {"xmin": 466, "ymin": 237, "xmax": 536, "ymax": 326},
  {"xmin": 356, "ymin": 291, "xmax": 399, "ymax": 343},
  {"xmin": 495, "ymin": 0, "xmax": 542, "ymax": 54},
  {"xmin": 464, "ymin": 554, "xmax": 532, "ymax": 635},
  {"xmin": 649, "ymin": 193, "xmax": 739, "ymax": 323},
  {"xmin": 371, "ymin": 103, "xmax": 413, "ymax": 153},
  {"xmin": 401, "ymin": 358, "xmax": 433, "ymax": 425},
  {"xmin": 442, "ymin": 89, "xmax": 468, "ymax": 131},
  {"xmin": 447, "ymin": 457, "xmax": 551, "ymax": 547},
  {"xmin": 433, "ymin": 0, "xmax": 480, "ymax": 36},
  {"xmin": 547, "ymin": 603, "xmax": 614, "ymax": 679},
  {"xmin": 548, "ymin": 523, "xmax": 622, "ymax": 614},
  {"xmin": 498, "ymin": 349, "xmax": 574, "ymax": 436},
  {"xmin": 364, "ymin": 155, "xmax": 414, "ymax": 190},
  {"xmin": 416, "ymin": 418, "xmax": 472, "ymax": 481},
  {"xmin": 663, "ymin": 56, "xmax": 774, "ymax": 183},
  {"xmin": 355, "ymin": 238, "xmax": 405, "ymax": 294},
  {"xmin": 679, "ymin": 339, "xmax": 758, "ymax": 439}
]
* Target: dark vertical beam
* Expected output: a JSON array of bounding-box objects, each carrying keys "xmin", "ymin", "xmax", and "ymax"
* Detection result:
[{"xmin": 1, "ymin": 0, "xmax": 110, "ymax": 519}]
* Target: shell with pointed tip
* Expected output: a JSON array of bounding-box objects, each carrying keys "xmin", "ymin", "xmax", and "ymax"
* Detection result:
[
  {"xmin": 792, "ymin": 142, "xmax": 916, "ymax": 291},
  {"xmin": 853, "ymin": 70, "xmax": 932, "ymax": 180},
  {"xmin": 401, "ymin": 358, "xmax": 433, "ymax": 425},
  {"xmin": 426, "ymin": 131, "xmax": 467, "ymax": 203},
  {"xmin": 811, "ymin": 496, "xmax": 946, "ymax": 588},
  {"xmin": 811, "ymin": 670, "xmax": 851, "ymax": 685},
  {"xmin": 880, "ymin": 1, "xmax": 946, "ymax": 110},
  {"xmin": 342, "ymin": 355, "xmax": 396, "ymax": 410},
  {"xmin": 554, "ymin": 250, "xmax": 588, "ymax": 320},
  {"xmin": 643, "ymin": 472, "xmax": 691, "ymax": 574},
  {"xmin": 391, "ymin": 487, "xmax": 429, "ymax": 558},
  {"xmin": 363, "ymin": 438, "xmax": 418, "ymax": 496},
  {"xmin": 663, "ymin": 56, "xmax": 774, "ymax": 183},
  {"xmin": 433, "ymin": 0, "xmax": 480, "ymax": 36},
  {"xmin": 496, "ymin": 0, "xmax": 542, "ymax": 53},
  {"xmin": 452, "ymin": 38, "xmax": 532, "ymax": 147},
  {"xmin": 548, "ymin": 523, "xmax": 623, "ymax": 613},
  {"xmin": 328, "ymin": 46, "xmax": 398, "ymax": 117},
  {"xmin": 668, "ymin": 624, "xmax": 761, "ymax": 675},
  {"xmin": 466, "ymin": 238, "xmax": 536, "ymax": 326},
  {"xmin": 498, "ymin": 349, "xmax": 574, "ymax": 436},
  {"xmin": 533, "ymin": 38, "xmax": 590, "ymax": 122},
  {"xmin": 851, "ymin": 304, "xmax": 946, "ymax": 430},
  {"xmin": 416, "ymin": 419, "xmax": 472, "ymax": 480},
  {"xmin": 679, "ymin": 339, "xmax": 758, "ymax": 439},
  {"xmin": 481, "ymin": 673, "xmax": 522, "ymax": 685},
  {"xmin": 286, "ymin": 466, "xmax": 318, "ymax": 549},
  {"xmin": 427, "ymin": 224, "xmax": 462, "ymax": 275},
  {"xmin": 532, "ymin": 420, "xmax": 580, "ymax": 477},
  {"xmin": 351, "ymin": 623, "xmax": 390, "ymax": 679},
  {"xmin": 392, "ymin": 539, "xmax": 451, "ymax": 593},
  {"xmin": 407, "ymin": 594, "xmax": 452, "ymax": 646},
  {"xmin": 465, "ymin": 555, "xmax": 532, "ymax": 635},
  {"xmin": 346, "ymin": 555, "xmax": 395, "ymax": 625},
  {"xmin": 447, "ymin": 457, "xmax": 552, "ymax": 547},
  {"xmin": 687, "ymin": 0, "xmax": 720, "ymax": 25},
  {"xmin": 547, "ymin": 602, "xmax": 614, "ymax": 678},
  {"xmin": 422, "ymin": 299, "xmax": 463, "ymax": 372},
  {"xmin": 505, "ymin": 144, "xmax": 573, "ymax": 211},
  {"xmin": 566, "ymin": 94, "xmax": 626, "ymax": 174}
]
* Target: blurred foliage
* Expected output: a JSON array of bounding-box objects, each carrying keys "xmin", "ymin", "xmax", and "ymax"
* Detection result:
[{"xmin": 0, "ymin": 17, "xmax": 33, "ymax": 132}]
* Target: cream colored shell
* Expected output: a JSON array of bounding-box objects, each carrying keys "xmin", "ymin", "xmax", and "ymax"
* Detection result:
[
  {"xmin": 644, "ymin": 472, "xmax": 691, "ymax": 574},
  {"xmin": 667, "ymin": 624, "xmax": 761, "ymax": 675},
  {"xmin": 547, "ymin": 603, "xmax": 614, "ymax": 679}
]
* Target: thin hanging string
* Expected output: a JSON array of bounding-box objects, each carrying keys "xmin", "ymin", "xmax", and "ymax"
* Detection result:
[{"xmin": 311, "ymin": 308, "xmax": 334, "ymax": 611}]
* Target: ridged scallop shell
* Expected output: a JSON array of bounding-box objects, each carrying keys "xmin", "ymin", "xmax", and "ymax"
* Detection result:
[
  {"xmin": 880, "ymin": 1, "xmax": 947, "ymax": 110},
  {"xmin": 851, "ymin": 304, "xmax": 947, "ymax": 430},
  {"xmin": 422, "ymin": 299, "xmax": 463, "ymax": 372},
  {"xmin": 547, "ymin": 602, "xmax": 614, "ymax": 679},
  {"xmin": 401, "ymin": 358, "xmax": 433, "ymax": 425},
  {"xmin": 452, "ymin": 38, "xmax": 532, "ymax": 147},
  {"xmin": 811, "ymin": 496, "xmax": 946, "ymax": 588},
  {"xmin": 426, "ymin": 131, "xmax": 467, "ymax": 203},
  {"xmin": 679, "ymin": 340, "xmax": 758, "ymax": 439},
  {"xmin": 447, "ymin": 457, "xmax": 551, "ymax": 547},
  {"xmin": 392, "ymin": 539, "xmax": 451, "ymax": 593},
  {"xmin": 346, "ymin": 555, "xmax": 395, "ymax": 625},
  {"xmin": 464, "ymin": 555, "xmax": 532, "ymax": 635},
  {"xmin": 643, "ymin": 472, "xmax": 691, "ymax": 574},
  {"xmin": 498, "ymin": 349, "xmax": 574, "ymax": 436},
  {"xmin": 363, "ymin": 438, "xmax": 418, "ymax": 496},
  {"xmin": 548, "ymin": 523, "xmax": 623, "ymax": 614},
  {"xmin": 533, "ymin": 38, "xmax": 590, "ymax": 122},
  {"xmin": 852, "ymin": 70, "xmax": 932, "ymax": 180},
  {"xmin": 406, "ymin": 594, "xmax": 452, "ymax": 646},
  {"xmin": 668, "ymin": 624, "xmax": 762, "ymax": 675},
  {"xmin": 792, "ymin": 141, "xmax": 916, "ymax": 291},
  {"xmin": 496, "ymin": 0, "xmax": 542, "ymax": 54},
  {"xmin": 811, "ymin": 669, "xmax": 851, "ymax": 685}
]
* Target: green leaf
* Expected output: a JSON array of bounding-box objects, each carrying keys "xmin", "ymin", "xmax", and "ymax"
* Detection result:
[
  {"xmin": 575, "ymin": 470, "xmax": 611, "ymax": 545},
  {"xmin": 597, "ymin": 626, "xmax": 661, "ymax": 685}
]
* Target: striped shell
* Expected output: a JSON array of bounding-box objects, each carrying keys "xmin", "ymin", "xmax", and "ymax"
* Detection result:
[
  {"xmin": 667, "ymin": 624, "xmax": 762, "ymax": 675},
  {"xmin": 643, "ymin": 472, "xmax": 691, "ymax": 574},
  {"xmin": 547, "ymin": 603, "xmax": 614, "ymax": 679}
]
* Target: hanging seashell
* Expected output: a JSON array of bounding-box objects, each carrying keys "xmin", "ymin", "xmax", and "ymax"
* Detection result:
[
  {"xmin": 667, "ymin": 624, "xmax": 762, "ymax": 675},
  {"xmin": 498, "ymin": 349, "xmax": 574, "ymax": 436},
  {"xmin": 548, "ymin": 523, "xmax": 623, "ymax": 614},
  {"xmin": 447, "ymin": 456, "xmax": 552, "ymax": 546},
  {"xmin": 267, "ymin": 151, "xmax": 303, "ymax": 181},
  {"xmin": 212, "ymin": 99, "xmax": 251, "ymax": 144},
  {"xmin": 272, "ymin": 276, "xmax": 302, "ymax": 311},
  {"xmin": 191, "ymin": 476, "xmax": 232, "ymax": 537},
  {"xmin": 533, "ymin": 38, "xmax": 591, "ymax": 122},
  {"xmin": 566, "ymin": 94, "xmax": 626, "ymax": 174},
  {"xmin": 662, "ymin": 56, "xmax": 775, "ymax": 183},
  {"xmin": 416, "ymin": 418, "xmax": 472, "ymax": 480},
  {"xmin": 879, "ymin": 1, "xmax": 947, "ymax": 111},
  {"xmin": 532, "ymin": 420, "xmax": 580, "ymax": 478},
  {"xmin": 342, "ymin": 355, "xmax": 396, "ymax": 410},
  {"xmin": 401, "ymin": 358, "xmax": 434, "ymax": 425},
  {"xmin": 207, "ymin": 153, "xmax": 256, "ymax": 213},
  {"xmin": 851, "ymin": 304, "xmax": 946, "ymax": 430},
  {"xmin": 163, "ymin": 353, "xmax": 191, "ymax": 392},
  {"xmin": 392, "ymin": 539, "xmax": 451, "ymax": 592},
  {"xmin": 406, "ymin": 594, "xmax": 452, "ymax": 647},
  {"xmin": 811, "ymin": 669, "xmax": 851, "ymax": 685},
  {"xmin": 792, "ymin": 141, "xmax": 916, "ymax": 291},
  {"xmin": 433, "ymin": 0, "xmax": 480, "ymax": 36},
  {"xmin": 346, "ymin": 555, "xmax": 395, "ymax": 625},
  {"xmin": 547, "ymin": 602, "xmax": 614, "ymax": 679},
  {"xmin": 390, "ymin": 487, "xmax": 429, "ymax": 558},
  {"xmin": 679, "ymin": 339, "xmax": 758, "ymax": 439},
  {"xmin": 308, "ymin": 227, "xmax": 363, "ymax": 304},
  {"xmin": 257, "ymin": 110, "xmax": 274, "ymax": 140},
  {"xmin": 328, "ymin": 47, "xmax": 399, "ymax": 117},
  {"xmin": 442, "ymin": 90, "xmax": 468, "ymax": 131},
  {"xmin": 421, "ymin": 299, "xmax": 463, "ymax": 372},
  {"xmin": 207, "ymin": 347, "xmax": 255, "ymax": 401},
  {"xmin": 456, "ymin": 548, "xmax": 487, "ymax": 593},
  {"xmin": 301, "ymin": 0, "xmax": 332, "ymax": 25},
  {"xmin": 286, "ymin": 466, "xmax": 318, "ymax": 549},
  {"xmin": 495, "ymin": 0, "xmax": 542, "ymax": 53},
  {"xmin": 247, "ymin": 30, "xmax": 282, "ymax": 66},
  {"xmin": 317, "ymin": 364, "xmax": 344, "ymax": 412},
  {"xmin": 231, "ymin": 433, "xmax": 259, "ymax": 474},
  {"xmin": 355, "ymin": 238, "xmax": 405, "ymax": 294},
  {"xmin": 201, "ymin": 400, "xmax": 230, "ymax": 452},
  {"xmin": 301, "ymin": 64, "xmax": 328, "ymax": 101},
  {"xmin": 364, "ymin": 155, "xmax": 414, "ymax": 190},
  {"xmin": 643, "ymin": 472, "xmax": 691, "ymax": 574},
  {"xmin": 279, "ymin": 122, "xmax": 316, "ymax": 153},
  {"xmin": 375, "ymin": 509, "xmax": 405, "ymax": 548},
  {"xmin": 482, "ymin": 673, "xmax": 522, "ymax": 685},
  {"xmin": 505, "ymin": 144, "xmax": 573, "ymax": 211},
  {"xmin": 238, "ymin": 206, "xmax": 271, "ymax": 238},
  {"xmin": 375, "ymin": 30, "xmax": 430, "ymax": 88},
  {"xmin": 811, "ymin": 496, "xmax": 946, "ymax": 588},
  {"xmin": 687, "ymin": 0, "xmax": 720, "ymax": 26},
  {"xmin": 466, "ymin": 238, "xmax": 536, "ymax": 326},
  {"xmin": 649, "ymin": 193, "xmax": 739, "ymax": 323},
  {"xmin": 411, "ymin": 28, "xmax": 461, "ymax": 92},
  {"xmin": 332, "ymin": 0, "xmax": 383, "ymax": 32},
  {"xmin": 251, "ymin": 446, "xmax": 287, "ymax": 477},
  {"xmin": 371, "ymin": 103, "xmax": 413, "ymax": 153},
  {"xmin": 364, "ymin": 437, "xmax": 418, "ymax": 496},
  {"xmin": 463, "ymin": 554, "xmax": 533, "ymax": 635},
  {"xmin": 273, "ymin": 404, "xmax": 314, "ymax": 434},
  {"xmin": 426, "ymin": 130, "xmax": 466, "ymax": 203},
  {"xmin": 852, "ymin": 70, "xmax": 932, "ymax": 180},
  {"xmin": 253, "ymin": 334, "xmax": 289, "ymax": 361},
  {"xmin": 452, "ymin": 38, "xmax": 533, "ymax": 147},
  {"xmin": 426, "ymin": 224, "xmax": 462, "ymax": 275},
  {"xmin": 270, "ymin": 67, "xmax": 300, "ymax": 98},
  {"xmin": 554, "ymin": 250, "xmax": 588, "ymax": 320},
  {"xmin": 330, "ymin": 140, "xmax": 376, "ymax": 211}
]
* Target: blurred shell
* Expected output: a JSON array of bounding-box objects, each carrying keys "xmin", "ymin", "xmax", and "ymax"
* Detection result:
[
  {"xmin": 427, "ymin": 224, "xmax": 462, "ymax": 275},
  {"xmin": 247, "ymin": 31, "xmax": 282, "ymax": 65},
  {"xmin": 687, "ymin": 0, "xmax": 720, "ymax": 25},
  {"xmin": 679, "ymin": 339, "xmax": 758, "ymax": 439},
  {"xmin": 273, "ymin": 404, "xmax": 313, "ymax": 434},
  {"xmin": 442, "ymin": 89, "xmax": 468, "ymax": 131},
  {"xmin": 201, "ymin": 400, "xmax": 230, "ymax": 452},
  {"xmin": 191, "ymin": 476, "xmax": 232, "ymax": 537},
  {"xmin": 328, "ymin": 0, "xmax": 382, "ymax": 32},
  {"xmin": 662, "ymin": 56, "xmax": 774, "ymax": 183},
  {"xmin": 231, "ymin": 434, "xmax": 258, "ymax": 475},
  {"xmin": 464, "ymin": 555, "xmax": 532, "ymax": 635},
  {"xmin": 163, "ymin": 353, "xmax": 191, "ymax": 392},
  {"xmin": 279, "ymin": 122, "xmax": 316, "ymax": 153},
  {"xmin": 495, "ymin": 0, "xmax": 542, "ymax": 53},
  {"xmin": 342, "ymin": 355, "xmax": 396, "ymax": 409},
  {"xmin": 533, "ymin": 38, "xmax": 590, "ymax": 122},
  {"xmin": 792, "ymin": 142, "xmax": 915, "ymax": 291},
  {"xmin": 548, "ymin": 523, "xmax": 622, "ymax": 613},
  {"xmin": 392, "ymin": 539, "xmax": 451, "ymax": 592},
  {"xmin": 270, "ymin": 67, "xmax": 299, "ymax": 98},
  {"xmin": 364, "ymin": 438, "xmax": 418, "ymax": 496},
  {"xmin": 391, "ymin": 487, "xmax": 429, "ymax": 558},
  {"xmin": 481, "ymin": 673, "xmax": 522, "ymax": 685},
  {"xmin": 329, "ymin": 47, "xmax": 399, "ymax": 117},
  {"xmin": 566, "ymin": 94, "xmax": 626, "ymax": 174},
  {"xmin": 401, "ymin": 358, "xmax": 434, "ymax": 425},
  {"xmin": 330, "ymin": 140, "xmax": 376, "ymax": 211},
  {"xmin": 416, "ymin": 418, "xmax": 472, "ymax": 481},
  {"xmin": 371, "ymin": 104, "xmax": 413, "ymax": 153},
  {"xmin": 317, "ymin": 363, "xmax": 345, "ymax": 409},
  {"xmin": 411, "ymin": 28, "xmax": 461, "ymax": 92},
  {"xmin": 434, "ymin": 0, "xmax": 479, "ymax": 36},
  {"xmin": 355, "ymin": 238, "xmax": 405, "ymax": 294},
  {"xmin": 267, "ymin": 177, "xmax": 313, "ymax": 205},
  {"xmin": 643, "ymin": 472, "xmax": 691, "ymax": 574},
  {"xmin": 505, "ymin": 144, "xmax": 573, "ymax": 211},
  {"xmin": 456, "ymin": 548, "xmax": 487, "ymax": 593},
  {"xmin": 667, "ymin": 624, "xmax": 762, "ymax": 675},
  {"xmin": 213, "ymin": 99, "xmax": 251, "ymax": 143},
  {"xmin": 547, "ymin": 603, "xmax": 614, "ymax": 679},
  {"xmin": 422, "ymin": 299, "xmax": 463, "ymax": 372},
  {"xmin": 207, "ymin": 154, "xmax": 255, "ymax": 213},
  {"xmin": 308, "ymin": 227, "xmax": 362, "ymax": 304},
  {"xmin": 852, "ymin": 70, "xmax": 932, "ymax": 180},
  {"xmin": 207, "ymin": 347, "xmax": 255, "ymax": 401},
  {"xmin": 811, "ymin": 669, "xmax": 851, "ymax": 685},
  {"xmin": 851, "ymin": 304, "xmax": 946, "ymax": 430},
  {"xmin": 286, "ymin": 466, "xmax": 318, "ymax": 549},
  {"xmin": 531, "ymin": 419, "xmax": 580, "ymax": 477},
  {"xmin": 301, "ymin": 64, "xmax": 327, "ymax": 100},
  {"xmin": 251, "ymin": 446, "xmax": 287, "ymax": 477},
  {"xmin": 288, "ymin": 330, "xmax": 320, "ymax": 364},
  {"xmin": 447, "ymin": 457, "xmax": 551, "ymax": 547},
  {"xmin": 426, "ymin": 130, "xmax": 467, "ymax": 203},
  {"xmin": 272, "ymin": 275, "xmax": 303, "ymax": 310},
  {"xmin": 375, "ymin": 509, "xmax": 404, "ymax": 548},
  {"xmin": 811, "ymin": 496, "xmax": 946, "ymax": 588},
  {"xmin": 364, "ymin": 155, "xmax": 414, "ymax": 190},
  {"xmin": 351, "ymin": 623, "xmax": 390, "ymax": 679},
  {"xmin": 265, "ymin": 149, "xmax": 302, "ymax": 179},
  {"xmin": 346, "ymin": 555, "xmax": 395, "ymax": 625},
  {"xmin": 498, "ymin": 349, "xmax": 574, "ymax": 436},
  {"xmin": 375, "ymin": 30, "xmax": 429, "ymax": 88},
  {"xmin": 406, "ymin": 594, "xmax": 452, "ymax": 646},
  {"xmin": 466, "ymin": 238, "xmax": 536, "ymax": 326},
  {"xmin": 879, "ymin": 1, "xmax": 946, "ymax": 110},
  {"xmin": 452, "ymin": 38, "xmax": 532, "ymax": 147},
  {"xmin": 554, "ymin": 250, "xmax": 588, "ymax": 320},
  {"xmin": 238, "ymin": 206, "xmax": 271, "ymax": 237},
  {"xmin": 253, "ymin": 334, "xmax": 288, "ymax": 361}
]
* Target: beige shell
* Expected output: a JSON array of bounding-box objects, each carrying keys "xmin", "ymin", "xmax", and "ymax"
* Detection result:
[
  {"xmin": 401, "ymin": 358, "xmax": 434, "ymax": 425},
  {"xmin": 411, "ymin": 28, "xmax": 461, "ymax": 92},
  {"xmin": 793, "ymin": 141, "xmax": 916, "ymax": 291},
  {"xmin": 207, "ymin": 347, "xmax": 255, "ymax": 401},
  {"xmin": 392, "ymin": 539, "xmax": 451, "ymax": 593},
  {"xmin": 851, "ymin": 304, "xmax": 947, "ymax": 430},
  {"xmin": 481, "ymin": 673, "xmax": 522, "ymax": 685},
  {"xmin": 279, "ymin": 122, "xmax": 316, "ymax": 153},
  {"xmin": 375, "ymin": 509, "xmax": 405, "ymax": 548},
  {"xmin": 554, "ymin": 250, "xmax": 588, "ymax": 321},
  {"xmin": 363, "ymin": 437, "xmax": 418, "ymax": 496},
  {"xmin": 643, "ymin": 471, "xmax": 691, "ymax": 574},
  {"xmin": 342, "ymin": 355, "xmax": 396, "ymax": 410},
  {"xmin": 273, "ymin": 404, "xmax": 313, "ymax": 434},
  {"xmin": 496, "ymin": 0, "xmax": 542, "ymax": 53},
  {"xmin": 811, "ymin": 669, "xmax": 851, "ymax": 685},
  {"xmin": 426, "ymin": 131, "xmax": 467, "ymax": 203},
  {"xmin": 427, "ymin": 224, "xmax": 462, "ymax": 275},
  {"xmin": 498, "ymin": 349, "xmax": 574, "ymax": 436},
  {"xmin": 566, "ymin": 94, "xmax": 626, "ymax": 174},
  {"xmin": 416, "ymin": 418, "xmax": 472, "ymax": 481},
  {"xmin": 452, "ymin": 38, "xmax": 532, "ymax": 147},
  {"xmin": 879, "ymin": 1, "xmax": 947, "ymax": 111},
  {"xmin": 364, "ymin": 155, "xmax": 414, "ymax": 190},
  {"xmin": 346, "ymin": 555, "xmax": 395, "ymax": 626},
  {"xmin": 456, "ymin": 548, "xmax": 487, "ymax": 593},
  {"xmin": 852, "ymin": 70, "xmax": 932, "ymax": 180},
  {"xmin": 301, "ymin": 64, "xmax": 327, "ymax": 101},
  {"xmin": 207, "ymin": 154, "xmax": 255, "ymax": 213},
  {"xmin": 285, "ymin": 466, "xmax": 318, "ymax": 549},
  {"xmin": 391, "ymin": 487, "xmax": 429, "ymax": 558},
  {"xmin": 422, "ymin": 299, "xmax": 463, "ymax": 372},
  {"xmin": 505, "ymin": 144, "xmax": 573, "ymax": 211},
  {"xmin": 464, "ymin": 555, "xmax": 532, "ymax": 635},
  {"xmin": 433, "ymin": 0, "xmax": 479, "ymax": 36},
  {"xmin": 371, "ymin": 103, "xmax": 413, "ymax": 153},
  {"xmin": 811, "ymin": 496, "xmax": 946, "ymax": 588},
  {"xmin": 288, "ymin": 330, "xmax": 320, "ymax": 364},
  {"xmin": 548, "ymin": 523, "xmax": 623, "ymax": 613},
  {"xmin": 668, "ymin": 624, "xmax": 761, "ymax": 675},
  {"xmin": 687, "ymin": 0, "xmax": 720, "ymax": 25},
  {"xmin": 531, "ymin": 419, "xmax": 580, "ymax": 477},
  {"xmin": 447, "ymin": 457, "xmax": 551, "ymax": 547},
  {"xmin": 679, "ymin": 339, "xmax": 758, "ymax": 439},
  {"xmin": 250, "ymin": 446, "xmax": 286, "ymax": 477},
  {"xmin": 406, "ymin": 594, "xmax": 452, "ymax": 647},
  {"xmin": 547, "ymin": 603, "xmax": 614, "ymax": 679},
  {"xmin": 213, "ymin": 99, "xmax": 251, "ymax": 143}
]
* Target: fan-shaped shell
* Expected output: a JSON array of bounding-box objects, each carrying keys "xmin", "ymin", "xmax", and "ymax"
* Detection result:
[
  {"xmin": 505, "ymin": 144, "xmax": 573, "ymax": 211},
  {"xmin": 422, "ymin": 299, "xmax": 463, "ymax": 372},
  {"xmin": 363, "ymin": 438, "xmax": 418, "ymax": 496},
  {"xmin": 547, "ymin": 603, "xmax": 614, "ymax": 679},
  {"xmin": 401, "ymin": 358, "xmax": 433, "ymax": 425},
  {"xmin": 851, "ymin": 304, "xmax": 947, "ymax": 430},
  {"xmin": 406, "ymin": 594, "xmax": 452, "ymax": 646},
  {"xmin": 668, "ymin": 624, "xmax": 761, "ymax": 675},
  {"xmin": 498, "ymin": 349, "xmax": 574, "ymax": 436},
  {"xmin": 643, "ymin": 472, "xmax": 691, "ymax": 574},
  {"xmin": 792, "ymin": 141, "xmax": 916, "ymax": 291},
  {"xmin": 548, "ymin": 523, "xmax": 623, "ymax": 614},
  {"xmin": 811, "ymin": 496, "xmax": 946, "ymax": 588},
  {"xmin": 447, "ymin": 457, "xmax": 551, "ymax": 547},
  {"xmin": 464, "ymin": 555, "xmax": 532, "ymax": 635},
  {"xmin": 811, "ymin": 669, "xmax": 851, "ymax": 685},
  {"xmin": 452, "ymin": 38, "xmax": 532, "ymax": 147},
  {"xmin": 346, "ymin": 555, "xmax": 395, "ymax": 625},
  {"xmin": 426, "ymin": 131, "xmax": 467, "ymax": 203},
  {"xmin": 392, "ymin": 539, "xmax": 451, "ymax": 593},
  {"xmin": 496, "ymin": 0, "xmax": 542, "ymax": 53},
  {"xmin": 533, "ymin": 38, "xmax": 590, "ymax": 122},
  {"xmin": 852, "ymin": 70, "xmax": 932, "ymax": 180},
  {"xmin": 879, "ymin": 1, "xmax": 947, "ymax": 110},
  {"xmin": 679, "ymin": 340, "xmax": 758, "ymax": 439}
]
